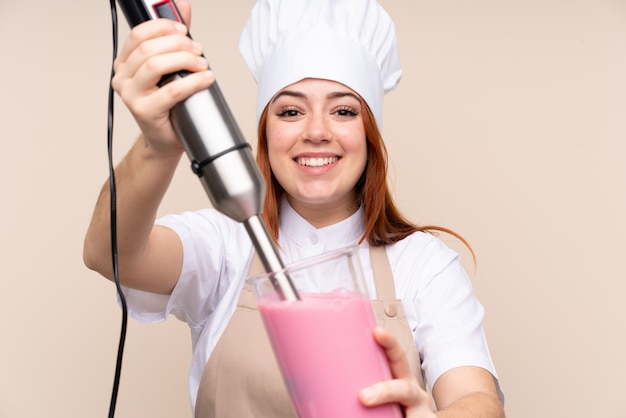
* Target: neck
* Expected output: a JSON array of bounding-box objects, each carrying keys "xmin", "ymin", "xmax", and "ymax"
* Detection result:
[{"xmin": 286, "ymin": 194, "xmax": 359, "ymax": 228}]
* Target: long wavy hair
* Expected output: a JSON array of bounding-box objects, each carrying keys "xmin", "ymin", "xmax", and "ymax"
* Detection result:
[{"xmin": 255, "ymin": 95, "xmax": 474, "ymax": 260}]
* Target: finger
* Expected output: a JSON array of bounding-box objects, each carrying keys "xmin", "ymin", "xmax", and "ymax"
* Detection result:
[
  {"xmin": 152, "ymin": 69, "xmax": 215, "ymax": 109},
  {"xmin": 120, "ymin": 33, "xmax": 204, "ymax": 84},
  {"xmin": 359, "ymin": 379, "xmax": 425, "ymax": 408},
  {"xmin": 131, "ymin": 70, "xmax": 215, "ymax": 121},
  {"xmin": 113, "ymin": 47, "xmax": 207, "ymax": 106},
  {"xmin": 372, "ymin": 327, "xmax": 413, "ymax": 380},
  {"xmin": 130, "ymin": 50, "xmax": 209, "ymax": 93},
  {"xmin": 117, "ymin": 19, "xmax": 188, "ymax": 67}
]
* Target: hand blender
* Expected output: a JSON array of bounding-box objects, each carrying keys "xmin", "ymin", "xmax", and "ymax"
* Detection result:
[{"xmin": 116, "ymin": 0, "xmax": 299, "ymax": 301}]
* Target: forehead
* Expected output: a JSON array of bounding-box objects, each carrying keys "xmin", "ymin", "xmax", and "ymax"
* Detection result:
[{"xmin": 273, "ymin": 78, "xmax": 361, "ymax": 99}]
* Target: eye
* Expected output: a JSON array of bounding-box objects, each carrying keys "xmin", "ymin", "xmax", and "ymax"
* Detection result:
[
  {"xmin": 277, "ymin": 107, "xmax": 302, "ymax": 118},
  {"xmin": 334, "ymin": 106, "xmax": 359, "ymax": 117}
]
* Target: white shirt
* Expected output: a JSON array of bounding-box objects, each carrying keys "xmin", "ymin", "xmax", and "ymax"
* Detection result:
[{"xmin": 123, "ymin": 200, "xmax": 501, "ymax": 411}]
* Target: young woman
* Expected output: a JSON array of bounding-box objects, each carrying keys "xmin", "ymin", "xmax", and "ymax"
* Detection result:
[{"xmin": 84, "ymin": 0, "xmax": 504, "ymax": 416}]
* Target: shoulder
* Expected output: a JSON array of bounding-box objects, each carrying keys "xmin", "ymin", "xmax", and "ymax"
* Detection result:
[
  {"xmin": 156, "ymin": 207, "xmax": 239, "ymax": 230},
  {"xmin": 385, "ymin": 230, "xmax": 467, "ymax": 296},
  {"xmin": 387, "ymin": 231, "xmax": 460, "ymax": 272},
  {"xmin": 156, "ymin": 208, "xmax": 253, "ymax": 271},
  {"xmin": 156, "ymin": 208, "xmax": 246, "ymax": 242}
]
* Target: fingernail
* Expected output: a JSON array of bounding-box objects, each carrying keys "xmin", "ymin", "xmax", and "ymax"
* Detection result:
[
  {"xmin": 197, "ymin": 56, "xmax": 208, "ymax": 68},
  {"xmin": 192, "ymin": 41, "xmax": 203, "ymax": 54},
  {"xmin": 360, "ymin": 388, "xmax": 376, "ymax": 403},
  {"xmin": 175, "ymin": 22, "xmax": 187, "ymax": 33}
]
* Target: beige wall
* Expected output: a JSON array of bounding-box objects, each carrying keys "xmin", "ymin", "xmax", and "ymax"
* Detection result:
[{"xmin": 1, "ymin": 1, "xmax": 624, "ymax": 417}]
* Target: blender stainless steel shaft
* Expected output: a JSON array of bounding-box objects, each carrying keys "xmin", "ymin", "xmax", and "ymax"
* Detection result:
[{"xmin": 117, "ymin": 0, "xmax": 299, "ymax": 301}]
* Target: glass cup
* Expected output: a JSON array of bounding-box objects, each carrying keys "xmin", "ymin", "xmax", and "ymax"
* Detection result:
[{"xmin": 248, "ymin": 246, "xmax": 402, "ymax": 418}]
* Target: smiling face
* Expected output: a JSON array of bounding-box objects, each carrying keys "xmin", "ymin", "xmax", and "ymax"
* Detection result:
[{"xmin": 265, "ymin": 78, "xmax": 368, "ymax": 226}]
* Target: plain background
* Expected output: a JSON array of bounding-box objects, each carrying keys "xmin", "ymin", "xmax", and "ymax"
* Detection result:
[{"xmin": 1, "ymin": 0, "xmax": 624, "ymax": 417}]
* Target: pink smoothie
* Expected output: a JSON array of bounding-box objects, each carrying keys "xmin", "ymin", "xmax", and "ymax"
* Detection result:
[{"xmin": 257, "ymin": 291, "xmax": 402, "ymax": 418}]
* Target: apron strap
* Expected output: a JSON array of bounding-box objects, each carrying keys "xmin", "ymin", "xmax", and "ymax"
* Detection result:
[
  {"xmin": 370, "ymin": 244, "xmax": 396, "ymax": 300},
  {"xmin": 368, "ymin": 245, "xmax": 427, "ymax": 392}
]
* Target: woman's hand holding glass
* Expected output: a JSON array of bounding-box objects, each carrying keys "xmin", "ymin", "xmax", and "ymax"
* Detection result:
[{"xmin": 360, "ymin": 327, "xmax": 437, "ymax": 418}]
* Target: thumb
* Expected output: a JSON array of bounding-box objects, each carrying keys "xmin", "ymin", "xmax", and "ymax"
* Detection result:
[{"xmin": 175, "ymin": 0, "xmax": 192, "ymax": 28}]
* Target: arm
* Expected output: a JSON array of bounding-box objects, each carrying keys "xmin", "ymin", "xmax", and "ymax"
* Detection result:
[
  {"xmin": 83, "ymin": 0, "xmax": 214, "ymax": 294},
  {"xmin": 359, "ymin": 327, "xmax": 505, "ymax": 418},
  {"xmin": 83, "ymin": 136, "xmax": 184, "ymax": 294},
  {"xmin": 432, "ymin": 366, "xmax": 504, "ymax": 418}
]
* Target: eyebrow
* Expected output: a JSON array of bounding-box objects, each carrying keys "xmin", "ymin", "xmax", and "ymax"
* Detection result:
[{"xmin": 271, "ymin": 90, "xmax": 361, "ymax": 104}]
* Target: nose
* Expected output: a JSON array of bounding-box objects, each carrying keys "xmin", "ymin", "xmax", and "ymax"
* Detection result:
[{"xmin": 303, "ymin": 112, "xmax": 331, "ymax": 144}]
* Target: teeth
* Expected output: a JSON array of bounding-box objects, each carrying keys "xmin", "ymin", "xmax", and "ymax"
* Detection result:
[{"xmin": 296, "ymin": 157, "xmax": 339, "ymax": 167}]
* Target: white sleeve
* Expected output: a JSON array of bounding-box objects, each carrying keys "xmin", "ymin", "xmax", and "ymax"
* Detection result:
[
  {"xmin": 416, "ymin": 253, "xmax": 497, "ymax": 384},
  {"xmin": 121, "ymin": 209, "xmax": 244, "ymax": 329},
  {"xmin": 393, "ymin": 234, "xmax": 503, "ymax": 402}
]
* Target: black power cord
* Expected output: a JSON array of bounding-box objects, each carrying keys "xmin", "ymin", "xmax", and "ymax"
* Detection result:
[{"xmin": 106, "ymin": 1, "xmax": 128, "ymax": 417}]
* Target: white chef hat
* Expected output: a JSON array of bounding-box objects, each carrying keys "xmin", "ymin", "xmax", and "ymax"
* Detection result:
[{"xmin": 238, "ymin": 0, "xmax": 402, "ymax": 128}]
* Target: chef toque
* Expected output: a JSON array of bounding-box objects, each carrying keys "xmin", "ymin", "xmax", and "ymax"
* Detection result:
[{"xmin": 239, "ymin": 0, "xmax": 402, "ymax": 128}]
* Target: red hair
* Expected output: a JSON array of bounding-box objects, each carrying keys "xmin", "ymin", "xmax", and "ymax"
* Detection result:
[{"xmin": 255, "ymin": 98, "xmax": 474, "ymax": 261}]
